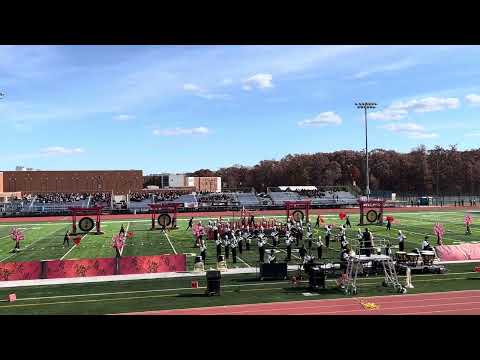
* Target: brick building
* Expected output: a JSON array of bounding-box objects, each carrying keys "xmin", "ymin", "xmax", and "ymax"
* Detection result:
[{"xmin": 0, "ymin": 170, "xmax": 143, "ymax": 194}]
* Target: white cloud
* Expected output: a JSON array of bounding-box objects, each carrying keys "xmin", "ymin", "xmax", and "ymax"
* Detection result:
[
  {"xmin": 370, "ymin": 96, "xmax": 460, "ymax": 121},
  {"xmin": 242, "ymin": 73, "xmax": 273, "ymax": 90},
  {"xmin": 370, "ymin": 109, "xmax": 408, "ymax": 121},
  {"xmin": 182, "ymin": 83, "xmax": 229, "ymax": 100},
  {"xmin": 113, "ymin": 114, "xmax": 135, "ymax": 121},
  {"xmin": 39, "ymin": 146, "xmax": 85, "ymax": 155},
  {"xmin": 353, "ymin": 58, "xmax": 416, "ymax": 79},
  {"xmin": 465, "ymin": 94, "xmax": 480, "ymax": 106},
  {"xmin": 183, "ymin": 83, "xmax": 201, "ymax": 91},
  {"xmin": 153, "ymin": 127, "xmax": 210, "ymax": 136},
  {"xmin": 382, "ymin": 123, "xmax": 437, "ymax": 139},
  {"xmin": 298, "ymin": 112, "xmax": 342, "ymax": 127},
  {"xmin": 221, "ymin": 78, "xmax": 233, "ymax": 85}
]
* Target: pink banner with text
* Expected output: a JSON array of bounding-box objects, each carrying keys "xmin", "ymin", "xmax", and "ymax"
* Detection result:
[
  {"xmin": 119, "ymin": 254, "xmax": 187, "ymax": 275},
  {"xmin": 0, "ymin": 261, "xmax": 41, "ymax": 281}
]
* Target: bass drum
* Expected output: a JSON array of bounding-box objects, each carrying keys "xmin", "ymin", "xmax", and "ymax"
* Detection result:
[
  {"xmin": 158, "ymin": 214, "xmax": 172, "ymax": 228},
  {"xmin": 78, "ymin": 217, "xmax": 95, "ymax": 232},
  {"xmin": 366, "ymin": 210, "xmax": 378, "ymax": 223},
  {"xmin": 292, "ymin": 210, "xmax": 304, "ymax": 222}
]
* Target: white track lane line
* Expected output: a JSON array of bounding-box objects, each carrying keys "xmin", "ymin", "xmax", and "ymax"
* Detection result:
[{"xmin": 162, "ymin": 230, "xmax": 177, "ymax": 254}]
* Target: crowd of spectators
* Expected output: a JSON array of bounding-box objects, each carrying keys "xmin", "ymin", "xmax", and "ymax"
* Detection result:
[
  {"xmin": 24, "ymin": 192, "xmax": 89, "ymax": 204},
  {"xmin": 197, "ymin": 193, "xmax": 236, "ymax": 204},
  {"xmin": 129, "ymin": 190, "xmax": 189, "ymax": 203}
]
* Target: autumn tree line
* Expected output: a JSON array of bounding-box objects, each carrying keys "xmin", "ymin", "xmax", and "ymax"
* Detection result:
[{"xmin": 189, "ymin": 146, "xmax": 480, "ymax": 196}]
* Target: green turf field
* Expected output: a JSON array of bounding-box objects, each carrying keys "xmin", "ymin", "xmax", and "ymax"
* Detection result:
[
  {"xmin": 0, "ymin": 210, "xmax": 479, "ymax": 314},
  {"xmin": 0, "ymin": 210, "xmax": 479, "ymax": 270}
]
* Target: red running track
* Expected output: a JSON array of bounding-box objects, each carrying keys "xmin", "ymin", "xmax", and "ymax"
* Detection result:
[{"xmin": 121, "ymin": 290, "xmax": 480, "ymax": 315}]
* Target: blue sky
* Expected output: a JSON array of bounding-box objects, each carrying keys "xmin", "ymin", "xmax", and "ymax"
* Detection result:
[{"xmin": 1, "ymin": 45, "xmax": 480, "ymax": 174}]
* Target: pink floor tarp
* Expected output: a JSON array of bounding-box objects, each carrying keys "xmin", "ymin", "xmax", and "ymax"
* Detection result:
[{"xmin": 435, "ymin": 244, "xmax": 480, "ymax": 261}]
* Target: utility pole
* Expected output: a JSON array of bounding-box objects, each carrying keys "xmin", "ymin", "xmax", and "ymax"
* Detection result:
[{"xmin": 355, "ymin": 102, "xmax": 377, "ymax": 199}]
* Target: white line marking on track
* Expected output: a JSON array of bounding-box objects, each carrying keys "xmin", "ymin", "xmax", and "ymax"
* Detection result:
[
  {"xmin": 60, "ymin": 232, "xmax": 89, "ymax": 260},
  {"xmin": 162, "ymin": 230, "xmax": 177, "ymax": 255}
]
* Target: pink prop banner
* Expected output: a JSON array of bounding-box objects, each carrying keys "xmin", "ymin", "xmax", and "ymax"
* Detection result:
[
  {"xmin": 433, "ymin": 223, "xmax": 445, "ymax": 239},
  {"xmin": 10, "ymin": 227, "xmax": 24, "ymax": 242},
  {"xmin": 435, "ymin": 244, "xmax": 480, "ymax": 261},
  {"xmin": 0, "ymin": 261, "xmax": 41, "ymax": 281},
  {"xmin": 46, "ymin": 258, "xmax": 116, "ymax": 278},
  {"xmin": 464, "ymin": 215, "xmax": 473, "ymax": 225},
  {"xmin": 119, "ymin": 254, "xmax": 187, "ymax": 275}
]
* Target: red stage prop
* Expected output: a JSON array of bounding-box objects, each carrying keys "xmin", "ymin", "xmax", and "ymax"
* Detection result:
[
  {"xmin": 358, "ymin": 198, "xmax": 386, "ymax": 225},
  {"xmin": 339, "ymin": 212, "xmax": 346, "ymax": 220},
  {"xmin": 148, "ymin": 203, "xmax": 181, "ymax": 230},
  {"xmin": 0, "ymin": 254, "xmax": 187, "ymax": 281},
  {"xmin": 119, "ymin": 254, "xmax": 187, "ymax": 274},
  {"xmin": 285, "ymin": 200, "xmax": 311, "ymax": 223},
  {"xmin": 0, "ymin": 261, "xmax": 42, "ymax": 281},
  {"xmin": 68, "ymin": 206, "xmax": 104, "ymax": 235}
]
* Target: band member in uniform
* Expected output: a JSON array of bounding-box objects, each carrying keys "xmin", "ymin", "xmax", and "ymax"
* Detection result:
[
  {"xmin": 197, "ymin": 222, "xmax": 205, "ymax": 248},
  {"xmin": 250, "ymin": 214, "xmax": 255, "ymax": 226},
  {"xmin": 258, "ymin": 236, "xmax": 266, "ymax": 263},
  {"xmin": 236, "ymin": 229, "xmax": 244, "ymax": 254},
  {"xmin": 306, "ymin": 225, "xmax": 313, "ymax": 249},
  {"xmin": 397, "ymin": 230, "xmax": 406, "ymax": 252},
  {"xmin": 315, "ymin": 215, "xmax": 320, "ymax": 228},
  {"xmin": 285, "ymin": 233, "xmax": 293, "ymax": 262},
  {"xmin": 386, "ymin": 217, "xmax": 392, "ymax": 231},
  {"xmin": 325, "ymin": 225, "xmax": 332, "ymax": 249},
  {"xmin": 340, "ymin": 232, "xmax": 349, "ymax": 251},
  {"xmin": 422, "ymin": 236, "xmax": 433, "ymax": 251},
  {"xmin": 267, "ymin": 249, "xmax": 276, "ymax": 264},
  {"xmin": 63, "ymin": 231, "xmax": 70, "ymax": 247},
  {"xmin": 272, "ymin": 226, "xmax": 279, "ymax": 248},
  {"xmin": 245, "ymin": 227, "xmax": 251, "ymax": 251},
  {"xmin": 215, "ymin": 235, "xmax": 223, "ymax": 261},
  {"xmin": 315, "ymin": 236, "xmax": 324, "ymax": 260},
  {"xmin": 231, "ymin": 234, "xmax": 238, "ymax": 264},
  {"xmin": 200, "ymin": 243, "xmax": 207, "ymax": 264},
  {"xmin": 362, "ymin": 228, "xmax": 373, "ymax": 256},
  {"xmin": 119, "ymin": 224, "xmax": 126, "ymax": 235},
  {"xmin": 345, "ymin": 215, "xmax": 352, "ymax": 228},
  {"xmin": 224, "ymin": 230, "xmax": 231, "ymax": 259},
  {"xmin": 299, "ymin": 245, "xmax": 307, "ymax": 262}
]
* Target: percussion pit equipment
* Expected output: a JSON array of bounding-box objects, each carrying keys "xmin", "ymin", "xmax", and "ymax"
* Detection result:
[
  {"xmin": 395, "ymin": 251, "xmax": 407, "ymax": 263},
  {"xmin": 406, "ymin": 253, "xmax": 419, "ymax": 266},
  {"xmin": 420, "ymin": 251, "xmax": 435, "ymax": 266}
]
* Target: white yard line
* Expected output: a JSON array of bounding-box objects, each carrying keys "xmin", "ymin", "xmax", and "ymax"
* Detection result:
[
  {"xmin": 0, "ymin": 226, "xmax": 36, "ymax": 241},
  {"xmin": 60, "ymin": 232, "xmax": 89, "ymax": 260},
  {"xmin": 162, "ymin": 230, "xmax": 177, "ymax": 255},
  {"xmin": 0, "ymin": 227, "xmax": 62, "ymax": 262},
  {"xmin": 236, "ymin": 255, "xmax": 252, "ymax": 268},
  {"xmin": 266, "ymin": 241, "xmax": 301, "ymax": 260}
]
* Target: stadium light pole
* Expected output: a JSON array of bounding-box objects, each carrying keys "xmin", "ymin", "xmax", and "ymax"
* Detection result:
[{"xmin": 355, "ymin": 102, "xmax": 377, "ymax": 200}]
